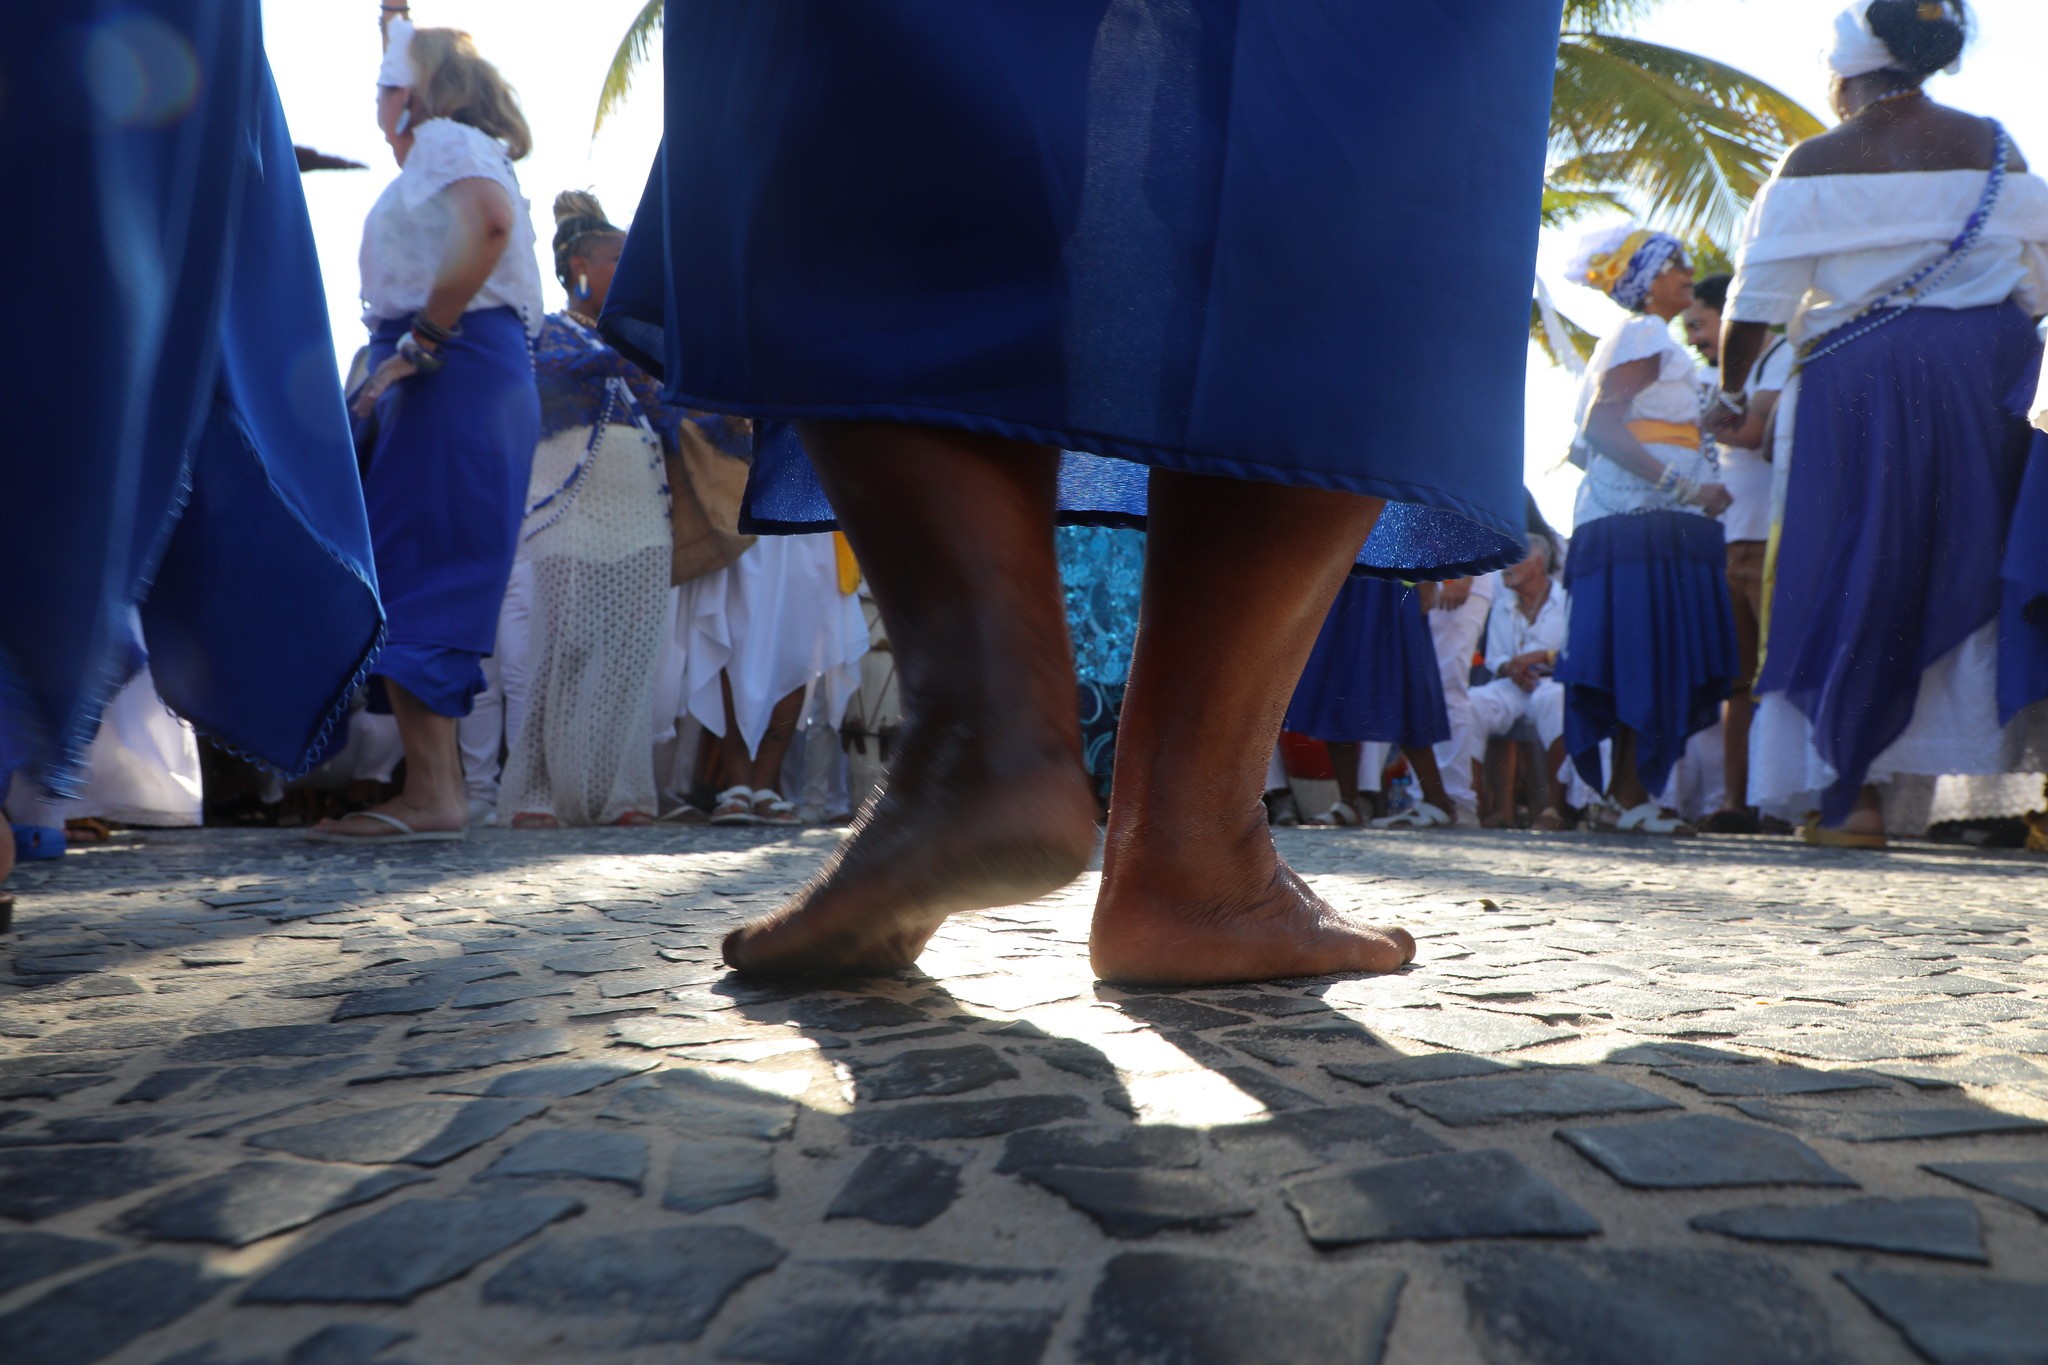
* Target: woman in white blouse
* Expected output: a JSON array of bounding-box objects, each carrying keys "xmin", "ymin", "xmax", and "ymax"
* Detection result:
[
  {"xmin": 312, "ymin": 22, "xmax": 544, "ymax": 843},
  {"xmin": 1555, "ymin": 227, "xmax": 1738, "ymax": 836},
  {"xmin": 1720, "ymin": 0, "xmax": 2048, "ymax": 847}
]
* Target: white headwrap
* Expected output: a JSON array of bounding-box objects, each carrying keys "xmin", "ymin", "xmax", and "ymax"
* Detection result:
[
  {"xmin": 378, "ymin": 17, "xmax": 415, "ymax": 89},
  {"xmin": 1826, "ymin": 0, "xmax": 1962, "ymax": 80}
]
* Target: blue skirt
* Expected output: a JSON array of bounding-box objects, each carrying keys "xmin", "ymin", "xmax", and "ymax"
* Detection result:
[
  {"xmin": 604, "ymin": 0, "xmax": 1562, "ymax": 580},
  {"xmin": 358, "ymin": 309, "xmax": 539, "ymax": 718},
  {"xmin": 1285, "ymin": 578, "xmax": 1450, "ymax": 747},
  {"xmin": 1559, "ymin": 512, "xmax": 1736, "ymax": 796},
  {"xmin": 2001, "ymin": 430, "xmax": 2048, "ymax": 726},
  {"xmin": 0, "ymin": 2, "xmax": 382, "ymax": 793},
  {"xmin": 1760, "ymin": 303, "xmax": 2040, "ymax": 823}
]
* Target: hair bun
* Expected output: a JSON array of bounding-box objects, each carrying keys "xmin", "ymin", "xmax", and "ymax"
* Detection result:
[
  {"xmin": 1865, "ymin": 0, "xmax": 1967, "ymax": 77},
  {"xmin": 553, "ymin": 189, "xmax": 608, "ymax": 227}
]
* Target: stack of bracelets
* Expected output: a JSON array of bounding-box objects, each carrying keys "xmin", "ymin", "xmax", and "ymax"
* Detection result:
[
  {"xmin": 396, "ymin": 313, "xmax": 460, "ymax": 373},
  {"xmin": 1653, "ymin": 462, "xmax": 1702, "ymax": 507}
]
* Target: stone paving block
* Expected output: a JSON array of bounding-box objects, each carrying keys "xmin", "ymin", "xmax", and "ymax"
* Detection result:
[
  {"xmin": 0, "ymin": 1145, "xmax": 185, "ymax": 1222},
  {"xmin": 601, "ymin": 1067, "xmax": 798, "ymax": 1139},
  {"xmin": 716, "ymin": 1259, "xmax": 1062, "ymax": 1365},
  {"xmin": 1352, "ymin": 1008, "xmax": 1578, "ymax": 1053},
  {"xmin": 663, "ymin": 1140, "xmax": 776, "ymax": 1213},
  {"xmin": 202, "ymin": 1057, "xmax": 368, "ymax": 1098},
  {"xmin": 1390, "ymin": 1071, "xmax": 1680, "ymax": 1126},
  {"xmin": 168, "ymin": 1024, "xmax": 382, "ymax": 1062},
  {"xmin": 1923, "ymin": 1159, "xmax": 2048, "ymax": 1219},
  {"xmin": 1735, "ymin": 1099, "xmax": 2048, "ymax": 1142},
  {"xmin": 540, "ymin": 946, "xmax": 657, "ymax": 976},
  {"xmin": 450, "ymin": 978, "xmax": 574, "ymax": 1010},
  {"xmin": 779, "ymin": 995, "xmax": 930, "ymax": 1032},
  {"xmin": 329, "ymin": 984, "xmax": 455, "ymax": 1021},
  {"xmin": 1020, "ymin": 1166, "xmax": 1254, "ymax": 1238},
  {"xmin": 1324, "ymin": 1054, "xmax": 1514, "ymax": 1089},
  {"xmin": 610, "ymin": 1014, "xmax": 754, "ymax": 1050},
  {"xmin": 1691, "ymin": 1197, "xmax": 1986, "ymax": 1262},
  {"xmin": 826, "ymin": 1145, "xmax": 964, "ymax": 1227},
  {"xmin": 1457, "ymin": 1247, "xmax": 1846, "ymax": 1365},
  {"xmin": 350, "ymin": 1027, "xmax": 573, "ymax": 1083},
  {"xmin": 242, "ymin": 1196, "xmax": 582, "ymax": 1304},
  {"xmin": 25, "ymin": 1021, "xmax": 183, "ymax": 1052},
  {"xmin": 0, "ymin": 1111, "xmax": 187, "ymax": 1146},
  {"xmin": 1076, "ymin": 1253, "xmax": 1404, "ymax": 1365},
  {"xmin": 117, "ymin": 1066, "xmax": 218, "ymax": 1104},
  {"xmin": 1747, "ymin": 1029, "xmax": 1959, "ymax": 1064},
  {"xmin": 1026, "ymin": 1040, "xmax": 1120, "ymax": 1082},
  {"xmin": 287, "ymin": 1322, "xmax": 415, "ymax": 1364},
  {"xmin": 997, "ymin": 1125, "xmax": 1204, "ymax": 1174},
  {"xmin": 435, "ymin": 1058, "xmax": 659, "ymax": 1099},
  {"xmin": 1653, "ymin": 1064, "xmax": 1888, "ymax": 1098},
  {"xmin": 843, "ymin": 1093, "xmax": 1090, "ymax": 1143},
  {"xmin": 1604, "ymin": 1042, "xmax": 1758, "ymax": 1067},
  {"xmin": 116, "ymin": 1160, "xmax": 431, "ymax": 1246},
  {"xmin": 477, "ymin": 1129, "xmax": 648, "ymax": 1192},
  {"xmin": 1284, "ymin": 1149, "xmax": 1600, "ymax": 1247},
  {"xmin": 482, "ymin": 1226, "xmax": 784, "ymax": 1344},
  {"xmin": 0, "ymin": 1230, "xmax": 117, "ymax": 1297},
  {"xmin": 850, "ymin": 1044, "xmax": 1020, "ymax": 1102},
  {"xmin": 0, "ymin": 1256, "xmax": 230, "ymax": 1365},
  {"xmin": 1558, "ymin": 1114, "xmax": 1856, "ymax": 1189},
  {"xmin": 246, "ymin": 1098, "xmax": 547, "ymax": 1167},
  {"xmin": 1840, "ymin": 1269, "xmax": 2048, "ymax": 1365},
  {"xmin": 405, "ymin": 1002, "xmax": 545, "ymax": 1035},
  {"xmin": 1112, "ymin": 998, "xmax": 1252, "ymax": 1032}
]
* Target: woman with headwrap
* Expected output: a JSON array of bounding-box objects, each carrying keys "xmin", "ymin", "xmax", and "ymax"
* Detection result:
[
  {"xmin": 1558, "ymin": 227, "xmax": 1738, "ymax": 836},
  {"xmin": 489, "ymin": 193, "xmax": 687, "ymax": 828},
  {"xmin": 1720, "ymin": 0, "xmax": 2048, "ymax": 847}
]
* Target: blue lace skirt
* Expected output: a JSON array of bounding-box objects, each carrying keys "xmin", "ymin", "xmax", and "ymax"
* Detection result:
[
  {"xmin": 604, "ymin": 0, "xmax": 1562, "ymax": 580},
  {"xmin": 1559, "ymin": 511, "xmax": 1736, "ymax": 796},
  {"xmin": 1285, "ymin": 578, "xmax": 1450, "ymax": 746},
  {"xmin": 357, "ymin": 309, "xmax": 539, "ymax": 718},
  {"xmin": 1761, "ymin": 303, "xmax": 2041, "ymax": 822}
]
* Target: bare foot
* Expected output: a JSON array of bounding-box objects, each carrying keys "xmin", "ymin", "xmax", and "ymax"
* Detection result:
[
  {"xmin": 1090, "ymin": 820, "xmax": 1416, "ymax": 986},
  {"xmin": 312, "ymin": 796, "xmax": 467, "ymax": 839},
  {"xmin": 723, "ymin": 752, "xmax": 1097, "ymax": 979}
]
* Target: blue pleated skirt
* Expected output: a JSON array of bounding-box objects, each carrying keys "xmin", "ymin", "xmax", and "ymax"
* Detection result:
[
  {"xmin": 603, "ymin": 0, "xmax": 1562, "ymax": 580},
  {"xmin": 1559, "ymin": 511, "xmax": 1736, "ymax": 797},
  {"xmin": 2001, "ymin": 427, "xmax": 2048, "ymax": 725},
  {"xmin": 357, "ymin": 309, "xmax": 539, "ymax": 718},
  {"xmin": 1285, "ymin": 578, "xmax": 1450, "ymax": 746},
  {"xmin": 1760, "ymin": 303, "xmax": 2041, "ymax": 822},
  {"xmin": 0, "ymin": 3, "xmax": 383, "ymax": 792}
]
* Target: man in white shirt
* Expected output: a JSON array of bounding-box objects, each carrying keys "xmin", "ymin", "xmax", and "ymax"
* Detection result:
[
  {"xmin": 1469, "ymin": 540, "xmax": 1569, "ymax": 825},
  {"xmin": 1428, "ymin": 572, "xmax": 1498, "ymax": 826}
]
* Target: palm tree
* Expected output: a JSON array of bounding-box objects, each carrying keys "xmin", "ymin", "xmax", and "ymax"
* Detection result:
[{"xmin": 594, "ymin": 0, "xmax": 663, "ymax": 136}]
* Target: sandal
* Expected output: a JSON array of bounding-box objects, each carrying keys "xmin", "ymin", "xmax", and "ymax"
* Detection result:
[
  {"xmin": 1613, "ymin": 802, "xmax": 1695, "ymax": 837},
  {"xmin": 709, "ymin": 786, "xmax": 759, "ymax": 825},
  {"xmin": 752, "ymin": 789, "xmax": 801, "ymax": 826},
  {"xmin": 1532, "ymin": 806, "xmax": 1567, "ymax": 832},
  {"xmin": 657, "ymin": 803, "xmax": 709, "ymax": 824},
  {"xmin": 613, "ymin": 811, "xmax": 658, "ymax": 827},
  {"xmin": 64, "ymin": 817, "xmax": 113, "ymax": 844},
  {"xmin": 1315, "ymin": 800, "xmax": 1362, "ymax": 828},
  {"xmin": 1372, "ymin": 801, "xmax": 1452, "ymax": 831},
  {"xmin": 1800, "ymin": 815, "xmax": 1886, "ymax": 850},
  {"xmin": 305, "ymin": 811, "xmax": 465, "ymax": 844},
  {"xmin": 509, "ymin": 812, "xmax": 560, "ymax": 831}
]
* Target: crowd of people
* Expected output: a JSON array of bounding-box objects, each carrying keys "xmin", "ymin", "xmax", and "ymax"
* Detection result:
[{"xmin": 3, "ymin": 1, "xmax": 2043, "ymax": 969}]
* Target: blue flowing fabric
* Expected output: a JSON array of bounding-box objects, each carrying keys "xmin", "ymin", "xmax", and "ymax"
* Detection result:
[
  {"xmin": 603, "ymin": 0, "xmax": 1561, "ymax": 580},
  {"xmin": 1760, "ymin": 303, "xmax": 2040, "ymax": 823},
  {"xmin": 356, "ymin": 310, "xmax": 539, "ymax": 718},
  {"xmin": 0, "ymin": 2, "xmax": 382, "ymax": 795},
  {"xmin": 1059, "ymin": 525, "xmax": 1145, "ymax": 797},
  {"xmin": 1286, "ymin": 578, "xmax": 1450, "ymax": 747},
  {"xmin": 1559, "ymin": 512, "xmax": 1736, "ymax": 797},
  {"xmin": 2000, "ymin": 418, "xmax": 2048, "ymax": 726}
]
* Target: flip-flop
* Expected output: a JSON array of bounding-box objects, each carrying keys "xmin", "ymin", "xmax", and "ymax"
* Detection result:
[
  {"xmin": 1613, "ymin": 802, "xmax": 1696, "ymax": 837},
  {"xmin": 709, "ymin": 786, "xmax": 760, "ymax": 826},
  {"xmin": 1800, "ymin": 817, "xmax": 1886, "ymax": 850},
  {"xmin": 1372, "ymin": 801, "xmax": 1452, "ymax": 831},
  {"xmin": 305, "ymin": 811, "xmax": 465, "ymax": 844}
]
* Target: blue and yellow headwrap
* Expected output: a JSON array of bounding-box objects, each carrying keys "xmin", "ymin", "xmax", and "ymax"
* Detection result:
[{"xmin": 1576, "ymin": 229, "xmax": 1688, "ymax": 313}]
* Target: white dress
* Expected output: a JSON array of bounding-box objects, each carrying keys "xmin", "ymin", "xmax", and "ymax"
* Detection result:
[
  {"xmin": 1570, "ymin": 316, "xmax": 1716, "ymax": 528},
  {"xmin": 1729, "ymin": 166, "xmax": 2048, "ymax": 833}
]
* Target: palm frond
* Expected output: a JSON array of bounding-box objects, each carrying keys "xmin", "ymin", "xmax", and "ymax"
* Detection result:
[
  {"xmin": 1541, "ymin": 186, "xmax": 1630, "ymax": 230},
  {"xmin": 1531, "ymin": 294, "xmax": 1598, "ymax": 372},
  {"xmin": 595, "ymin": 0, "xmax": 665, "ymax": 136},
  {"xmin": 1559, "ymin": 0, "xmax": 1664, "ymax": 28}
]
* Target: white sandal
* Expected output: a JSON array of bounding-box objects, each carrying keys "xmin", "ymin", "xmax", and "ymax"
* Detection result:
[
  {"xmin": 1314, "ymin": 800, "xmax": 1362, "ymax": 827},
  {"xmin": 1371, "ymin": 801, "xmax": 1452, "ymax": 831},
  {"xmin": 1614, "ymin": 802, "xmax": 1695, "ymax": 837},
  {"xmin": 709, "ymin": 786, "xmax": 759, "ymax": 825},
  {"xmin": 751, "ymin": 789, "xmax": 801, "ymax": 826}
]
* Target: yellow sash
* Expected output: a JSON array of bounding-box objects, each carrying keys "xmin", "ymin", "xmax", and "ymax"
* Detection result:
[
  {"xmin": 833, "ymin": 532, "xmax": 862, "ymax": 595},
  {"xmin": 1627, "ymin": 419, "xmax": 1702, "ymax": 450}
]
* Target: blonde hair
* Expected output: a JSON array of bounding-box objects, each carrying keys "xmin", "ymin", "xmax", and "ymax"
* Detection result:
[{"xmin": 407, "ymin": 28, "xmax": 532, "ymax": 160}]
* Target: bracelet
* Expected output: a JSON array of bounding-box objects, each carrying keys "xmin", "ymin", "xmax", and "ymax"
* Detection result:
[
  {"xmin": 1707, "ymin": 390, "xmax": 1748, "ymax": 420},
  {"xmin": 410, "ymin": 313, "xmax": 461, "ymax": 346},
  {"xmin": 396, "ymin": 331, "xmax": 445, "ymax": 374},
  {"xmin": 1653, "ymin": 464, "xmax": 1681, "ymax": 495}
]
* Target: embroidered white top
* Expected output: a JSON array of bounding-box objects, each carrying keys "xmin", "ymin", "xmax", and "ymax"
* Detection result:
[
  {"xmin": 358, "ymin": 118, "xmax": 545, "ymax": 337},
  {"xmin": 1726, "ymin": 166, "xmax": 2048, "ymax": 345},
  {"xmin": 1571, "ymin": 315, "xmax": 1714, "ymax": 525}
]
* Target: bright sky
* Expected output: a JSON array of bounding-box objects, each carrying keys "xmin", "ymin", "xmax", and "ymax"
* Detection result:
[{"xmin": 262, "ymin": 0, "xmax": 2048, "ymax": 534}]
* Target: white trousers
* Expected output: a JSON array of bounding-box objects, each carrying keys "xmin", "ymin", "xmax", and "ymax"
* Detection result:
[
  {"xmin": 457, "ymin": 558, "xmax": 534, "ymax": 809},
  {"xmin": 1469, "ymin": 677, "xmax": 1566, "ymax": 749},
  {"xmin": 1429, "ymin": 596, "xmax": 1491, "ymax": 813}
]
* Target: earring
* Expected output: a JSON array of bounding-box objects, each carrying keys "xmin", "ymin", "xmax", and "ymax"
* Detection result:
[{"xmin": 577, "ymin": 273, "xmax": 589, "ymax": 299}]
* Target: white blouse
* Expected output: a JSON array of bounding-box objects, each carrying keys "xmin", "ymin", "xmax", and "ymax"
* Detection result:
[
  {"xmin": 1571, "ymin": 315, "xmax": 1715, "ymax": 525},
  {"xmin": 359, "ymin": 119, "xmax": 545, "ymax": 337},
  {"xmin": 1727, "ymin": 167, "xmax": 2048, "ymax": 345}
]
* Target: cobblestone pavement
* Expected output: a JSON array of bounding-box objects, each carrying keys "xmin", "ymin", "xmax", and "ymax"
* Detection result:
[{"xmin": 1, "ymin": 825, "xmax": 2046, "ymax": 1365}]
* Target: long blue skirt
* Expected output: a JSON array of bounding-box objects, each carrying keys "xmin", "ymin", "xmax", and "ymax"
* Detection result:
[
  {"xmin": 603, "ymin": 0, "xmax": 1562, "ymax": 581},
  {"xmin": 1760, "ymin": 303, "xmax": 2041, "ymax": 823},
  {"xmin": 358, "ymin": 310, "xmax": 539, "ymax": 718},
  {"xmin": 0, "ymin": 2, "xmax": 382, "ymax": 794},
  {"xmin": 1286, "ymin": 578, "xmax": 1450, "ymax": 747},
  {"xmin": 2000, "ymin": 429, "xmax": 2048, "ymax": 725},
  {"xmin": 1559, "ymin": 512, "xmax": 1736, "ymax": 797}
]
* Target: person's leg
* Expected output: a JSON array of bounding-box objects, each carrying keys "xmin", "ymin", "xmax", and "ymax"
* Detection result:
[
  {"xmin": 721, "ymin": 424, "xmax": 1096, "ymax": 976},
  {"xmin": 317, "ymin": 680, "xmax": 468, "ymax": 834},
  {"xmin": 1529, "ymin": 680, "xmax": 1570, "ymax": 820},
  {"xmin": 716, "ymin": 672, "xmax": 752, "ymax": 789},
  {"xmin": 750, "ymin": 686, "xmax": 809, "ymax": 819},
  {"xmin": 1718, "ymin": 541, "xmax": 1764, "ymax": 821},
  {"xmin": 1401, "ymin": 744, "xmax": 1452, "ymax": 817},
  {"xmin": 1467, "ymin": 679, "xmax": 1520, "ymax": 828},
  {"xmin": 1329, "ymin": 742, "xmax": 1362, "ymax": 820},
  {"xmin": 1091, "ymin": 469, "xmax": 1414, "ymax": 985}
]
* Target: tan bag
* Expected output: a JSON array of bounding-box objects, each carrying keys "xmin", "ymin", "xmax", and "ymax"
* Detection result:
[{"xmin": 666, "ymin": 419, "xmax": 756, "ymax": 586}]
